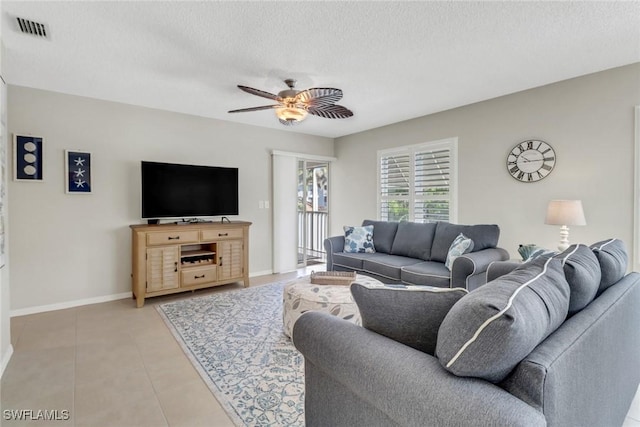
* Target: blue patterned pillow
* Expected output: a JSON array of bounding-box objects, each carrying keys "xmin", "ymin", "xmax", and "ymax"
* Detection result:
[
  {"xmin": 525, "ymin": 248, "xmax": 556, "ymax": 262},
  {"xmin": 343, "ymin": 225, "xmax": 375, "ymax": 253},
  {"xmin": 445, "ymin": 233, "xmax": 474, "ymax": 270}
]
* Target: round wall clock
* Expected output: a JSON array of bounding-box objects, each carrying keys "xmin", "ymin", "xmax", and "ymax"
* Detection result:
[{"xmin": 506, "ymin": 139, "xmax": 556, "ymax": 182}]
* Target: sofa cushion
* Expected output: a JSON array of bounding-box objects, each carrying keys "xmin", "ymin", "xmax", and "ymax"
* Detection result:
[
  {"xmin": 362, "ymin": 220, "xmax": 398, "ymax": 254},
  {"xmin": 332, "ymin": 252, "xmax": 371, "ymax": 271},
  {"xmin": 351, "ymin": 283, "xmax": 468, "ymax": 355},
  {"xmin": 401, "ymin": 261, "xmax": 451, "ymax": 287},
  {"xmin": 363, "ymin": 254, "xmax": 421, "ymax": 281},
  {"xmin": 436, "ymin": 256, "xmax": 570, "ymax": 383},
  {"xmin": 343, "ymin": 225, "xmax": 375, "ymax": 253},
  {"xmin": 431, "ymin": 222, "xmax": 500, "ymax": 263},
  {"xmin": 390, "ymin": 221, "xmax": 437, "ymax": 261},
  {"xmin": 590, "ymin": 239, "xmax": 628, "ymax": 293},
  {"xmin": 554, "ymin": 244, "xmax": 600, "ymax": 315},
  {"xmin": 445, "ymin": 233, "xmax": 474, "ymax": 270}
]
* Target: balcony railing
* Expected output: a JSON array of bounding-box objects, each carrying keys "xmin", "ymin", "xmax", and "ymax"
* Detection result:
[{"xmin": 298, "ymin": 211, "xmax": 328, "ymax": 264}]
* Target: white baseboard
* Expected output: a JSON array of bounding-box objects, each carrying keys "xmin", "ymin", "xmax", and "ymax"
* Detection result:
[
  {"xmin": 10, "ymin": 270, "xmax": 279, "ymax": 317},
  {"xmin": 10, "ymin": 292, "xmax": 132, "ymax": 317},
  {"xmin": 1, "ymin": 344, "xmax": 14, "ymax": 378}
]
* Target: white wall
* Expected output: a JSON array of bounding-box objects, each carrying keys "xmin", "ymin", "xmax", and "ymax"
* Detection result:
[
  {"xmin": 0, "ymin": 27, "xmax": 13, "ymax": 376},
  {"xmin": 332, "ymin": 63, "xmax": 640, "ymax": 259},
  {"xmin": 8, "ymin": 86, "xmax": 333, "ymax": 312}
]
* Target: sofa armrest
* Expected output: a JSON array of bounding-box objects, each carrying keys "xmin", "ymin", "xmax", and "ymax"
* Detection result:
[
  {"xmin": 324, "ymin": 235, "xmax": 345, "ymax": 271},
  {"xmin": 486, "ymin": 260, "xmax": 523, "ymax": 282},
  {"xmin": 294, "ymin": 312, "xmax": 545, "ymax": 427},
  {"xmin": 450, "ymin": 247, "xmax": 509, "ymax": 289}
]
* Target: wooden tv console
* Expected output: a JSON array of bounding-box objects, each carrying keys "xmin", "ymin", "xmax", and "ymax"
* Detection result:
[{"xmin": 130, "ymin": 221, "xmax": 251, "ymax": 307}]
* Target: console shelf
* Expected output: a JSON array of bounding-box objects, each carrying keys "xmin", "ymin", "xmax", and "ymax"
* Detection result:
[{"xmin": 130, "ymin": 221, "xmax": 251, "ymax": 307}]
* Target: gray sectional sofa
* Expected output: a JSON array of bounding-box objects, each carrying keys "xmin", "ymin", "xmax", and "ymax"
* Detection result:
[
  {"xmin": 295, "ymin": 239, "xmax": 640, "ymax": 427},
  {"xmin": 325, "ymin": 220, "xmax": 509, "ymax": 290}
]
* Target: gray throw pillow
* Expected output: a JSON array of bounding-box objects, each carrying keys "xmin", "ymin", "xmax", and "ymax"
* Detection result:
[
  {"xmin": 351, "ymin": 283, "xmax": 467, "ymax": 355},
  {"xmin": 590, "ymin": 239, "xmax": 628, "ymax": 293},
  {"xmin": 554, "ymin": 244, "xmax": 600, "ymax": 315},
  {"xmin": 436, "ymin": 256, "xmax": 570, "ymax": 383},
  {"xmin": 390, "ymin": 221, "xmax": 437, "ymax": 261},
  {"xmin": 362, "ymin": 220, "xmax": 398, "ymax": 254}
]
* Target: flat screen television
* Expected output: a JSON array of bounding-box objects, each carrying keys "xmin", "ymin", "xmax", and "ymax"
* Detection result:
[{"xmin": 141, "ymin": 161, "xmax": 239, "ymax": 219}]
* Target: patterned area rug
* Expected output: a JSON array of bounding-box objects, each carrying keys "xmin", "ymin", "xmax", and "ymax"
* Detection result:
[{"xmin": 157, "ymin": 282, "xmax": 304, "ymax": 426}]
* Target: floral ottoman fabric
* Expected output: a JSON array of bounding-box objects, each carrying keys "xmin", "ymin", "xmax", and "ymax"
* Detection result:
[{"xmin": 282, "ymin": 274, "xmax": 384, "ymax": 338}]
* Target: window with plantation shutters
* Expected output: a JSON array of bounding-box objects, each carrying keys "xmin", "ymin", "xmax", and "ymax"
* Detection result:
[{"xmin": 378, "ymin": 138, "xmax": 458, "ymax": 223}]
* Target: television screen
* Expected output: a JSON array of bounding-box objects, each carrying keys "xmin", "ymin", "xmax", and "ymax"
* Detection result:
[{"xmin": 141, "ymin": 161, "xmax": 239, "ymax": 219}]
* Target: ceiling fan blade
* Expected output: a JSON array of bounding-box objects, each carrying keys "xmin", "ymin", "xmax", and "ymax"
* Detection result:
[
  {"xmin": 237, "ymin": 85, "xmax": 282, "ymax": 102},
  {"xmin": 296, "ymin": 88, "xmax": 343, "ymax": 106},
  {"xmin": 307, "ymin": 104, "xmax": 354, "ymax": 119},
  {"xmin": 228, "ymin": 105, "xmax": 279, "ymax": 113}
]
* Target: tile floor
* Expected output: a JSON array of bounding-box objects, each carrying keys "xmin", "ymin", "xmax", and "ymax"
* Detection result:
[
  {"xmin": 1, "ymin": 266, "xmax": 639, "ymax": 427},
  {"xmin": 0, "ymin": 268, "xmax": 314, "ymax": 427}
]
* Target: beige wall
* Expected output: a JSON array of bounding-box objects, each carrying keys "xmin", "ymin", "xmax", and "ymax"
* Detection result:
[
  {"xmin": 8, "ymin": 86, "xmax": 333, "ymax": 313},
  {"xmin": 332, "ymin": 63, "xmax": 640, "ymax": 259}
]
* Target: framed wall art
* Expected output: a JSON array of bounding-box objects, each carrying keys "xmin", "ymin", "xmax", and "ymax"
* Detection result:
[
  {"xmin": 13, "ymin": 135, "xmax": 44, "ymax": 181},
  {"xmin": 65, "ymin": 150, "xmax": 92, "ymax": 194}
]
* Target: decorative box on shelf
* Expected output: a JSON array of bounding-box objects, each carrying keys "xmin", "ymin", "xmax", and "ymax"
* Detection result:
[{"xmin": 310, "ymin": 271, "xmax": 357, "ymax": 286}]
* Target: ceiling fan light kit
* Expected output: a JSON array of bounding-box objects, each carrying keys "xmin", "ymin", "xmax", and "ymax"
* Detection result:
[
  {"xmin": 276, "ymin": 107, "xmax": 308, "ymax": 125},
  {"xmin": 228, "ymin": 78, "xmax": 353, "ymax": 126}
]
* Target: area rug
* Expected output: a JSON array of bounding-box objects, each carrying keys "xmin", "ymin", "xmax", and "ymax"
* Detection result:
[{"xmin": 157, "ymin": 282, "xmax": 304, "ymax": 426}]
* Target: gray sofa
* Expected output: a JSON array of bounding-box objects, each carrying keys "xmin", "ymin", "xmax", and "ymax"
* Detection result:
[
  {"xmin": 325, "ymin": 220, "xmax": 509, "ymax": 290},
  {"xmin": 295, "ymin": 239, "xmax": 640, "ymax": 426}
]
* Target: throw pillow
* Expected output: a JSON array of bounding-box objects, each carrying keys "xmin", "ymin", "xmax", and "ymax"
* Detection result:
[
  {"xmin": 445, "ymin": 233, "xmax": 474, "ymax": 270},
  {"xmin": 525, "ymin": 248, "xmax": 556, "ymax": 262},
  {"xmin": 362, "ymin": 220, "xmax": 398, "ymax": 254},
  {"xmin": 351, "ymin": 282, "xmax": 468, "ymax": 355},
  {"xmin": 436, "ymin": 256, "xmax": 570, "ymax": 383},
  {"xmin": 343, "ymin": 225, "xmax": 375, "ymax": 253},
  {"xmin": 554, "ymin": 244, "xmax": 600, "ymax": 315},
  {"xmin": 431, "ymin": 222, "xmax": 500, "ymax": 263},
  {"xmin": 390, "ymin": 221, "xmax": 438, "ymax": 260},
  {"xmin": 590, "ymin": 239, "xmax": 628, "ymax": 293}
]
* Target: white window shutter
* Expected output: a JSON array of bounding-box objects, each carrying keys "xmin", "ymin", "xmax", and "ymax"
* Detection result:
[
  {"xmin": 378, "ymin": 139, "xmax": 457, "ymax": 224},
  {"xmin": 379, "ymin": 152, "xmax": 411, "ymax": 221},
  {"xmin": 414, "ymin": 147, "xmax": 451, "ymax": 223}
]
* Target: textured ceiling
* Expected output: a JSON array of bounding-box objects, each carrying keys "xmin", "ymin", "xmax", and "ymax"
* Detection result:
[{"xmin": 2, "ymin": 1, "xmax": 639, "ymax": 138}]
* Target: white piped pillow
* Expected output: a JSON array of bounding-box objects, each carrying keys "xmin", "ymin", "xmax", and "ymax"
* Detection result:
[{"xmin": 436, "ymin": 256, "xmax": 570, "ymax": 383}]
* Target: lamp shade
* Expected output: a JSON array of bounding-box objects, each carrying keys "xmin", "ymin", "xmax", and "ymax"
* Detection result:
[{"xmin": 545, "ymin": 200, "xmax": 586, "ymax": 226}]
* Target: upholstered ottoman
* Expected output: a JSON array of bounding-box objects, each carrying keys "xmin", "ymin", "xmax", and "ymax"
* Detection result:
[{"xmin": 282, "ymin": 274, "xmax": 384, "ymax": 338}]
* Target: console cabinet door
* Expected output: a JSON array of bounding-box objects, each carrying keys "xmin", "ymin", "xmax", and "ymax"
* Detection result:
[
  {"xmin": 146, "ymin": 246, "xmax": 179, "ymax": 291},
  {"xmin": 218, "ymin": 240, "xmax": 243, "ymax": 280}
]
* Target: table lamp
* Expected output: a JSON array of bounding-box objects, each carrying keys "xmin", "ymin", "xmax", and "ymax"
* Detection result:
[{"xmin": 545, "ymin": 200, "xmax": 586, "ymax": 251}]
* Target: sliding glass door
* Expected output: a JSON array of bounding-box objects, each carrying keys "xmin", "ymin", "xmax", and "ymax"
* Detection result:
[{"xmin": 297, "ymin": 160, "xmax": 329, "ymax": 267}]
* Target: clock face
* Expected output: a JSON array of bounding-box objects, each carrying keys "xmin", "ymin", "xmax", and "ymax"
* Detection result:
[{"xmin": 507, "ymin": 140, "xmax": 556, "ymax": 182}]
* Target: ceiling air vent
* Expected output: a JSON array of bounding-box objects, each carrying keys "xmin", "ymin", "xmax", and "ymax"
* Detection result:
[{"xmin": 16, "ymin": 17, "xmax": 48, "ymax": 38}]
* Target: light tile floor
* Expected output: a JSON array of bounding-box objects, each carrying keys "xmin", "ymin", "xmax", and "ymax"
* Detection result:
[
  {"xmin": 0, "ymin": 268, "xmax": 316, "ymax": 427},
  {"xmin": 1, "ymin": 266, "xmax": 639, "ymax": 427}
]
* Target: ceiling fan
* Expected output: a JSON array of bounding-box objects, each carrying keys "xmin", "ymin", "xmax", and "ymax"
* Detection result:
[{"xmin": 228, "ymin": 79, "xmax": 354, "ymax": 126}]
